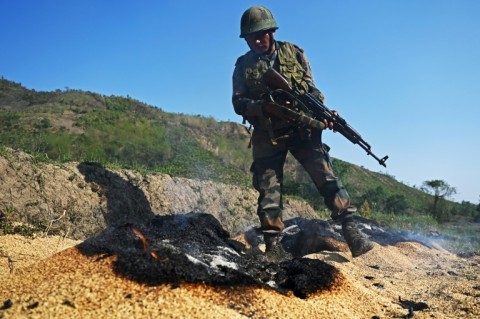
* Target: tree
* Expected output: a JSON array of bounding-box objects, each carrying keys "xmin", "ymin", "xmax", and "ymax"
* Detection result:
[
  {"xmin": 421, "ymin": 179, "xmax": 456, "ymax": 220},
  {"xmin": 359, "ymin": 200, "xmax": 372, "ymax": 219},
  {"xmin": 385, "ymin": 194, "xmax": 408, "ymax": 214},
  {"xmin": 360, "ymin": 186, "xmax": 387, "ymax": 212},
  {"xmin": 449, "ymin": 200, "xmax": 477, "ymax": 219}
]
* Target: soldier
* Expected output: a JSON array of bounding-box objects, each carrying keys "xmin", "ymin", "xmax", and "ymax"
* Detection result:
[{"xmin": 232, "ymin": 6, "xmax": 374, "ymax": 261}]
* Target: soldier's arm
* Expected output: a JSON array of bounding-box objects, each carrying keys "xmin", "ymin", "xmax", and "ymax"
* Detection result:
[{"xmin": 232, "ymin": 58, "xmax": 252, "ymax": 116}]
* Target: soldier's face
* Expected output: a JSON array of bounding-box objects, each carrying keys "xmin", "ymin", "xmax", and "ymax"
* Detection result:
[{"xmin": 245, "ymin": 31, "xmax": 273, "ymax": 55}]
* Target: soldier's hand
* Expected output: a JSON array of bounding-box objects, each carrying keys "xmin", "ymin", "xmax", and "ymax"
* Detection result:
[
  {"xmin": 323, "ymin": 119, "xmax": 334, "ymax": 130},
  {"xmin": 323, "ymin": 110, "xmax": 339, "ymax": 131}
]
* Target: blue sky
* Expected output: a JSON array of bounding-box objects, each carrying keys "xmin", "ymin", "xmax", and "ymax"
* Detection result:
[{"xmin": 1, "ymin": 1, "xmax": 479, "ymax": 204}]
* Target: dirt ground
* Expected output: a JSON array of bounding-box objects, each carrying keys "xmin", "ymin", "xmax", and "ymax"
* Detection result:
[
  {"xmin": 1, "ymin": 235, "xmax": 478, "ymax": 319},
  {"xmin": 0, "ymin": 149, "xmax": 478, "ymax": 318}
]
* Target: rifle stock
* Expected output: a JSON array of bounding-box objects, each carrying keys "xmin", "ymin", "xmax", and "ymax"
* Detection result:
[
  {"xmin": 262, "ymin": 103, "xmax": 326, "ymax": 130},
  {"xmin": 262, "ymin": 67, "xmax": 293, "ymax": 92},
  {"xmin": 262, "ymin": 68, "xmax": 389, "ymax": 167}
]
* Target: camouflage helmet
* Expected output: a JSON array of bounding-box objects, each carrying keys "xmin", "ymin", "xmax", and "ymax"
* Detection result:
[{"xmin": 240, "ymin": 6, "xmax": 278, "ymax": 38}]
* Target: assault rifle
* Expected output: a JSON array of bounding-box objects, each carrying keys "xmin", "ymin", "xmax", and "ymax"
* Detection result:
[{"xmin": 261, "ymin": 68, "xmax": 389, "ymax": 167}]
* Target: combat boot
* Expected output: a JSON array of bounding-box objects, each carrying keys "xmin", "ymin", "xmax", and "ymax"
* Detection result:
[
  {"xmin": 264, "ymin": 234, "xmax": 292, "ymax": 263},
  {"xmin": 341, "ymin": 219, "xmax": 374, "ymax": 257}
]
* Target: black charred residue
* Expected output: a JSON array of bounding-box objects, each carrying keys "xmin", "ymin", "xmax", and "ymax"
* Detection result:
[
  {"xmin": 282, "ymin": 218, "xmax": 344, "ymax": 257},
  {"xmin": 0, "ymin": 299, "xmax": 13, "ymax": 310},
  {"xmin": 277, "ymin": 258, "xmax": 341, "ymax": 298},
  {"xmin": 111, "ymin": 213, "xmax": 256, "ymax": 286},
  {"xmin": 78, "ymin": 213, "xmax": 342, "ymax": 298},
  {"xmin": 62, "ymin": 300, "xmax": 76, "ymax": 308},
  {"xmin": 26, "ymin": 301, "xmax": 39, "ymax": 310},
  {"xmin": 398, "ymin": 297, "xmax": 429, "ymax": 311}
]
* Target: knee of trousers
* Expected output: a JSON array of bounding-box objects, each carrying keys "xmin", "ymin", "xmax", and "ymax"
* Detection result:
[
  {"xmin": 258, "ymin": 208, "xmax": 284, "ymax": 232},
  {"xmin": 319, "ymin": 180, "xmax": 352, "ymax": 214},
  {"xmin": 257, "ymin": 190, "xmax": 283, "ymax": 220}
]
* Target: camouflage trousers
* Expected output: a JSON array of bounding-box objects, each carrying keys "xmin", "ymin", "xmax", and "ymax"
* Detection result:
[{"xmin": 250, "ymin": 128, "xmax": 354, "ymax": 234}]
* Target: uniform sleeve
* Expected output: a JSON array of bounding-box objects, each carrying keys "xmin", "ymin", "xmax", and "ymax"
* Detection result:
[
  {"xmin": 232, "ymin": 57, "xmax": 252, "ymax": 116},
  {"xmin": 296, "ymin": 48, "xmax": 326, "ymax": 103}
]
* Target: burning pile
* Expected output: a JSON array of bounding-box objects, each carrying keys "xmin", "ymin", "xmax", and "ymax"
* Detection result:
[{"xmin": 78, "ymin": 213, "xmax": 342, "ymax": 298}]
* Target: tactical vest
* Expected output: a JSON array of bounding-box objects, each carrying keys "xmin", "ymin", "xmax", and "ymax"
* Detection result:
[{"xmin": 242, "ymin": 41, "xmax": 309, "ymax": 100}]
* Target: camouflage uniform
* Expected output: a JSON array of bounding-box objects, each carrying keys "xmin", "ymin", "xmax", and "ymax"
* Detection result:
[{"xmin": 232, "ymin": 41, "xmax": 355, "ymax": 235}]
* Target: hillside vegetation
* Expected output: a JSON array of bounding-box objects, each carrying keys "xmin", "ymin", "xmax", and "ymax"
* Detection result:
[{"xmin": 1, "ymin": 78, "xmax": 478, "ymax": 228}]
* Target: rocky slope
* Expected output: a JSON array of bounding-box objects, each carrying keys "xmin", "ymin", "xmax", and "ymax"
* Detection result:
[{"xmin": 0, "ymin": 148, "xmax": 317, "ymax": 239}]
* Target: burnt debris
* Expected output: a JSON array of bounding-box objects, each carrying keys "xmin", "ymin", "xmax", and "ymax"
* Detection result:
[
  {"xmin": 0, "ymin": 299, "xmax": 13, "ymax": 310},
  {"xmin": 398, "ymin": 296, "xmax": 430, "ymax": 312},
  {"xmin": 78, "ymin": 213, "xmax": 342, "ymax": 298}
]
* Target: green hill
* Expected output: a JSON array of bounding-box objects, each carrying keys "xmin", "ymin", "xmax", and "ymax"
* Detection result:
[
  {"xmin": 0, "ymin": 78, "xmax": 250, "ymax": 185},
  {"xmin": 0, "ymin": 78, "xmax": 477, "ymax": 222}
]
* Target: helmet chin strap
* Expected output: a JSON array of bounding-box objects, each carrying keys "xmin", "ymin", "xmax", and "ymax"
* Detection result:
[
  {"xmin": 267, "ymin": 31, "xmax": 276, "ymax": 55},
  {"xmin": 261, "ymin": 32, "xmax": 277, "ymax": 67}
]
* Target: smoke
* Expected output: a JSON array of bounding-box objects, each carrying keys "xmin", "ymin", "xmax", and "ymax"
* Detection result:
[{"xmin": 351, "ymin": 216, "xmax": 480, "ymax": 257}]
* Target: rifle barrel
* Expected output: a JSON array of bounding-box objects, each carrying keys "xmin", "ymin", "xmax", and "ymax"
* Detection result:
[{"xmin": 262, "ymin": 68, "xmax": 389, "ymax": 167}]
